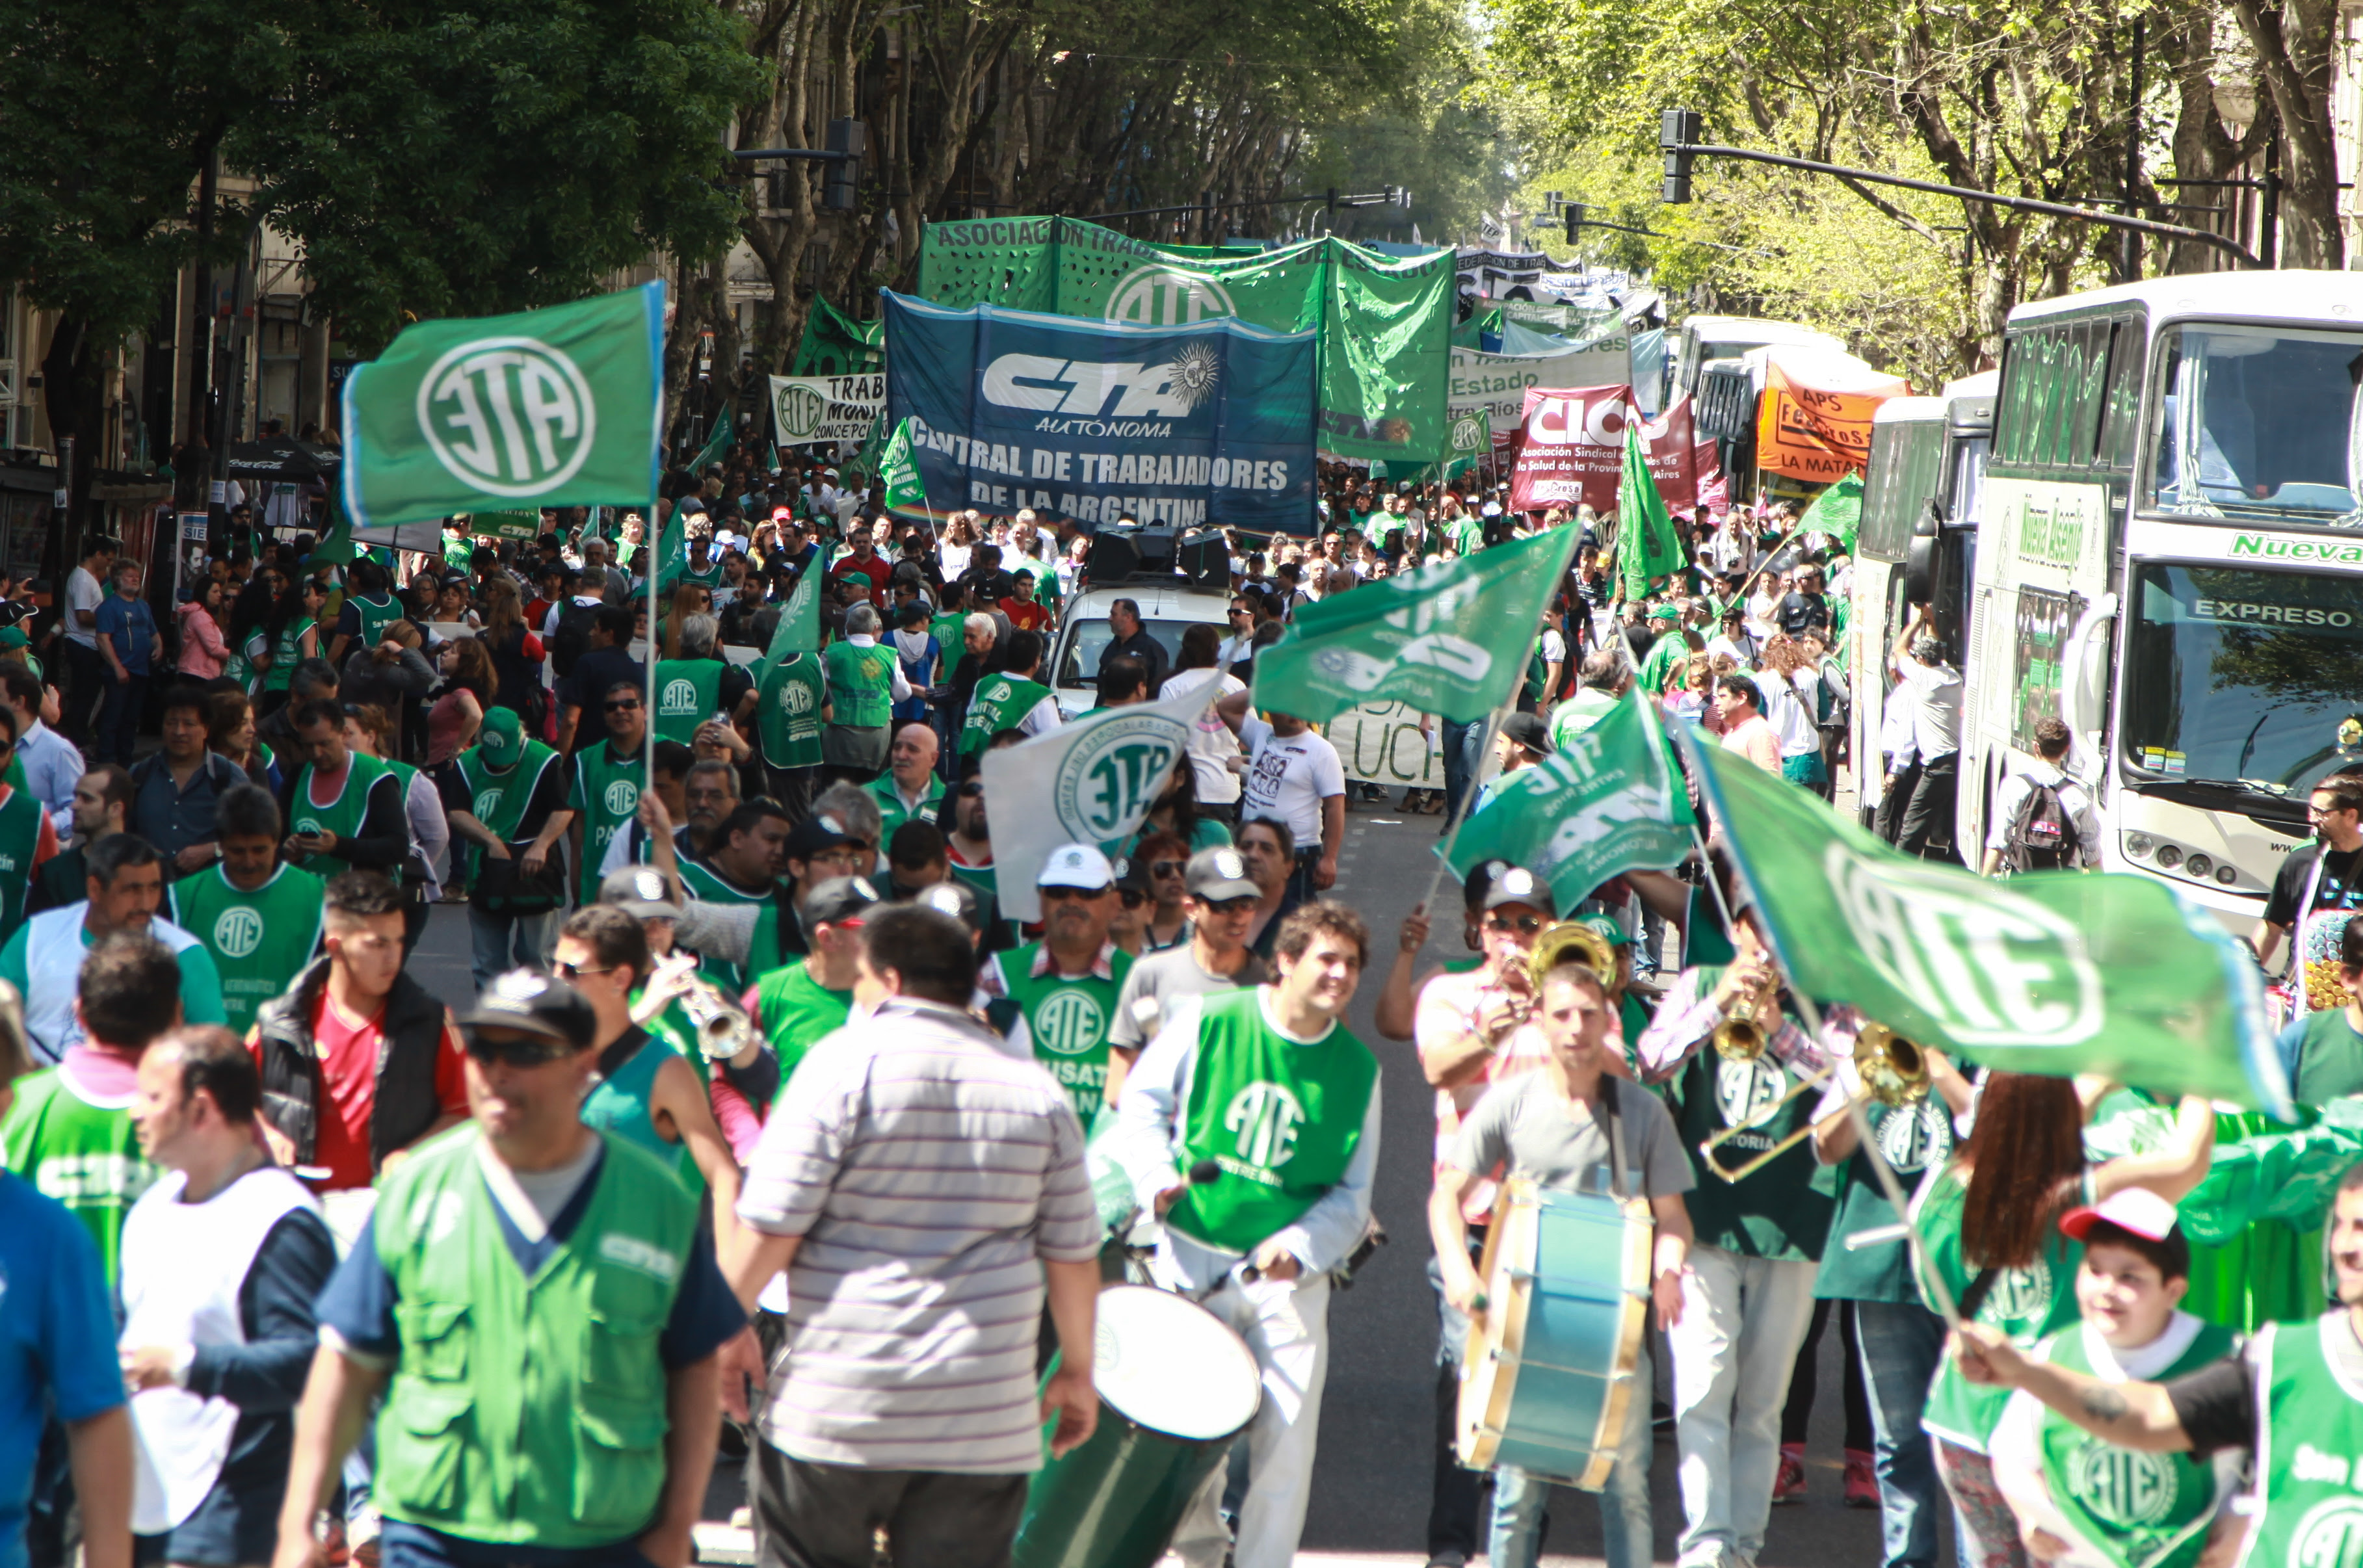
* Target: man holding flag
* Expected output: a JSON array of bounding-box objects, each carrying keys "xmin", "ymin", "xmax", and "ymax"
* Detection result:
[{"xmin": 1616, "ymin": 417, "xmax": 1689, "ymax": 603}]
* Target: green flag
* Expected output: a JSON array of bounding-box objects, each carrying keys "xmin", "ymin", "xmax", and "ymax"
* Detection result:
[
  {"xmin": 340, "ymin": 283, "xmax": 663, "ymax": 532},
  {"xmin": 309, "ymin": 508, "xmax": 359, "ymax": 567},
  {"xmin": 880, "ymin": 418, "xmax": 925, "ymax": 514},
  {"xmin": 687, "ymin": 408, "xmax": 733, "ymax": 475},
  {"xmin": 763, "ymin": 558, "xmax": 824, "ymax": 660},
  {"xmin": 1616, "ymin": 415, "xmax": 1683, "ymax": 601},
  {"xmin": 1678, "ymin": 729, "xmax": 2291, "ymax": 1118},
  {"xmin": 1445, "ymin": 689, "xmax": 1693, "ymax": 909},
  {"xmin": 653, "ymin": 504, "xmax": 685, "ymax": 581},
  {"xmin": 1800, "ymin": 471, "xmax": 1864, "ymax": 555},
  {"xmin": 1249, "ymin": 526, "xmax": 1581, "ymax": 724}
]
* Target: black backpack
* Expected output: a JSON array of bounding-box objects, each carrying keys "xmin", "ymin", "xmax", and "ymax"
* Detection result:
[
  {"xmin": 551, "ymin": 600, "xmax": 599, "ymax": 678},
  {"xmin": 2003, "ymin": 779, "xmax": 2078, "ymax": 872}
]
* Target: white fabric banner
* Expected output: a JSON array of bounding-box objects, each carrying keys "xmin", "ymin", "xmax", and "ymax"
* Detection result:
[
  {"xmin": 1449, "ymin": 343, "xmax": 1631, "ymax": 438},
  {"xmin": 980, "ymin": 681, "xmax": 1220, "ymax": 923},
  {"xmin": 769, "ymin": 371, "xmax": 884, "ymax": 447}
]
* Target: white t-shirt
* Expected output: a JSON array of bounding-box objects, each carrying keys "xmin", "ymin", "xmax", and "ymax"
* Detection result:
[
  {"xmin": 1893, "ymin": 655, "xmax": 1963, "ymax": 761},
  {"xmin": 64, "ymin": 566, "xmax": 103, "ymax": 649},
  {"xmin": 1162, "ymin": 668, "xmax": 1247, "ymax": 804},
  {"xmin": 1237, "ymin": 715, "xmax": 1345, "ymax": 850}
]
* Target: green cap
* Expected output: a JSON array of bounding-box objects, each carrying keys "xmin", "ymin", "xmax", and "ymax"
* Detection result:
[
  {"xmin": 0, "ymin": 627, "xmax": 27, "ymax": 649},
  {"xmin": 476, "ymin": 706, "xmax": 523, "ymax": 770},
  {"xmin": 1575, "ymin": 913, "xmax": 1632, "ymax": 947},
  {"xmin": 1647, "ymin": 603, "xmax": 1680, "ymax": 622}
]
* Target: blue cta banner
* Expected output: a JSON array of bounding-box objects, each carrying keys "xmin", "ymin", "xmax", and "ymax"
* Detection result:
[{"xmin": 880, "ymin": 290, "xmax": 1316, "ymax": 532}]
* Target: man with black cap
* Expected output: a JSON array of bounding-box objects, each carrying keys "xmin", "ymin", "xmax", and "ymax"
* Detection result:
[
  {"xmin": 1473, "ymin": 714, "xmax": 1552, "ymax": 813},
  {"xmin": 746, "ymin": 878, "xmax": 873, "ymax": 1084},
  {"xmin": 1108, "ymin": 845, "xmax": 1269, "ymax": 1075},
  {"xmin": 275, "ymin": 969, "xmax": 747, "ymax": 1568},
  {"xmin": 1412, "ymin": 864, "xmax": 1559, "ymax": 1568}
]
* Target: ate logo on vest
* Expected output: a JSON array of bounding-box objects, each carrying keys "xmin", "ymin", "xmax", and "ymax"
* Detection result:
[
  {"xmin": 1224, "ymin": 1082, "xmax": 1306, "ymax": 1169},
  {"xmin": 2287, "ymin": 1497, "xmax": 2363, "ymax": 1568},
  {"xmin": 1032, "ymin": 989, "xmax": 1107, "ymax": 1058},
  {"xmin": 295, "ymin": 816, "xmax": 323, "ymax": 838},
  {"xmin": 416, "ymin": 336, "xmax": 596, "ymax": 497},
  {"xmin": 781, "ymin": 682, "xmax": 813, "ymax": 716},
  {"xmin": 660, "ymin": 678, "xmax": 700, "ymax": 716},
  {"xmin": 473, "ymin": 789, "xmax": 505, "ymax": 822},
  {"xmin": 1717, "ymin": 1056, "xmax": 1789, "ymax": 1130},
  {"xmin": 213, "ymin": 906, "xmax": 266, "ymax": 960},
  {"xmin": 1876, "ymin": 1099, "xmax": 1954, "ymax": 1174},
  {"xmin": 2068, "ymin": 1438, "xmax": 2177, "ymax": 1528},
  {"xmin": 1977, "ymin": 1259, "xmax": 2052, "ymax": 1326},
  {"xmin": 603, "ymin": 781, "xmax": 639, "ymax": 817},
  {"xmin": 1053, "ymin": 714, "xmax": 1187, "ymax": 843}
]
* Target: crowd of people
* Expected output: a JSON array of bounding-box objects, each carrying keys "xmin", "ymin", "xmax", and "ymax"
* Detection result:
[{"xmin": 1, "ymin": 436, "xmax": 2360, "ymax": 1568}]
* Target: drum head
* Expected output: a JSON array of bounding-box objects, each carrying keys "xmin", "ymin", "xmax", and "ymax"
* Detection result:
[{"xmin": 1091, "ymin": 1285, "xmax": 1262, "ymax": 1442}]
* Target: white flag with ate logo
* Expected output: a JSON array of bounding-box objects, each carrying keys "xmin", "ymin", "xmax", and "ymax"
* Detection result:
[{"xmin": 979, "ymin": 681, "xmax": 1221, "ymax": 924}]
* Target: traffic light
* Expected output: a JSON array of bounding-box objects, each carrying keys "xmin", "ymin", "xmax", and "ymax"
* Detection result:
[
  {"xmin": 1563, "ymin": 202, "xmax": 1587, "ymax": 244},
  {"xmin": 1661, "ymin": 108, "xmax": 1702, "ymax": 203},
  {"xmin": 824, "ymin": 118, "xmax": 865, "ymax": 211}
]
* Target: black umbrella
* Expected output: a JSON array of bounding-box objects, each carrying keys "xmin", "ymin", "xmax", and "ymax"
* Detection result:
[{"xmin": 223, "ymin": 439, "xmax": 342, "ymax": 481}]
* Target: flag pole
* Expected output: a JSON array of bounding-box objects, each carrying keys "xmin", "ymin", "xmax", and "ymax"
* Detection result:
[
  {"xmin": 646, "ymin": 500, "xmax": 659, "ymax": 801},
  {"xmin": 1682, "ymin": 814, "xmax": 1961, "ymax": 1329},
  {"xmin": 1416, "ymin": 696, "xmax": 1513, "ymax": 926}
]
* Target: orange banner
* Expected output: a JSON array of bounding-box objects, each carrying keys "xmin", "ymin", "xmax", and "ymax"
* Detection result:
[{"xmin": 1754, "ymin": 359, "xmax": 1906, "ymax": 481}]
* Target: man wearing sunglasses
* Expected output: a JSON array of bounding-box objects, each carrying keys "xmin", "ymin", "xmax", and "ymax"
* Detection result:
[
  {"xmin": 279, "ymin": 969, "xmax": 746, "ymax": 1568},
  {"xmin": 566, "ymin": 679, "xmax": 648, "ymax": 910},
  {"xmin": 1410, "ymin": 865, "xmax": 1560, "ymax": 1568},
  {"xmin": 1108, "ymin": 846, "xmax": 1269, "ymax": 1079},
  {"xmin": 981, "ymin": 844, "xmax": 1133, "ymax": 1124}
]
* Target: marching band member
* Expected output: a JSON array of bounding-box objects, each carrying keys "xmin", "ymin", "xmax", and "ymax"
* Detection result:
[
  {"xmin": 1429, "ymin": 950, "xmax": 1693, "ymax": 1568},
  {"xmin": 1109, "ymin": 902, "xmax": 1381, "ymax": 1568}
]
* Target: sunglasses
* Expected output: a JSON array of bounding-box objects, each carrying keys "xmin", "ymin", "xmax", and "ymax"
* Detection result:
[
  {"xmin": 551, "ymin": 961, "xmax": 613, "ymax": 980},
  {"xmin": 1486, "ymin": 913, "xmax": 1545, "ymax": 935},
  {"xmin": 605, "ymin": 698, "xmax": 642, "ymax": 712},
  {"xmin": 1117, "ymin": 889, "xmax": 1148, "ymax": 909},
  {"xmin": 1150, "ymin": 860, "xmax": 1185, "ymax": 878},
  {"xmin": 1200, "ymin": 895, "xmax": 1258, "ymax": 915},
  {"xmin": 958, "ymin": 781, "xmax": 986, "ymax": 796},
  {"xmin": 462, "ymin": 1030, "xmax": 576, "ymax": 1067},
  {"xmin": 1042, "ymin": 885, "xmax": 1106, "ymax": 902}
]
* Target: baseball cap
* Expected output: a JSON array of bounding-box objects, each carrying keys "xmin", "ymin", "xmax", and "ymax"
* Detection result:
[
  {"xmin": 912, "ymin": 880, "xmax": 983, "ymax": 936},
  {"xmin": 1483, "ymin": 865, "xmax": 1557, "ymax": 917},
  {"xmin": 1462, "ymin": 857, "xmax": 1512, "ymax": 913},
  {"xmin": 1185, "ymin": 845, "xmax": 1259, "ymax": 902},
  {"xmin": 0, "ymin": 627, "xmax": 27, "ymax": 650},
  {"xmin": 1574, "ymin": 913, "xmax": 1632, "ymax": 948},
  {"xmin": 785, "ymin": 813, "xmax": 856, "ymax": 861},
  {"xmin": 1499, "ymin": 712, "xmax": 1552, "ymax": 754},
  {"xmin": 475, "ymin": 706, "xmax": 523, "ymax": 770},
  {"xmin": 1037, "ymin": 843, "xmax": 1115, "ymax": 891},
  {"xmin": 1648, "ymin": 603, "xmax": 1680, "ymax": 622},
  {"xmin": 599, "ymin": 867, "xmax": 683, "ymax": 921},
  {"xmin": 803, "ymin": 876, "xmax": 880, "ymax": 927},
  {"xmin": 2059, "ymin": 1187, "xmax": 2180, "ymax": 1244},
  {"xmin": 1115, "ymin": 854, "xmax": 1155, "ymax": 902},
  {"xmin": 457, "ymin": 969, "xmax": 596, "ymax": 1051}
]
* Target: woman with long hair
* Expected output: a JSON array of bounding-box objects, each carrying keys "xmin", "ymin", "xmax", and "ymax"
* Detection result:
[
  {"xmin": 343, "ymin": 700, "xmax": 444, "ymax": 947},
  {"xmin": 254, "ymin": 576, "xmax": 324, "ymax": 718},
  {"xmin": 224, "ymin": 568, "xmax": 282, "ymax": 693},
  {"xmin": 427, "ymin": 636, "xmax": 495, "ymax": 764},
  {"xmin": 477, "ymin": 576, "xmax": 546, "ymax": 729},
  {"xmin": 176, "ymin": 578, "xmax": 230, "ymax": 681},
  {"xmin": 1917, "ymin": 1073, "xmax": 2214, "ymax": 1568},
  {"xmin": 206, "ymin": 689, "xmax": 277, "ymax": 792},
  {"xmin": 1129, "ymin": 829, "xmax": 1192, "ymax": 952}
]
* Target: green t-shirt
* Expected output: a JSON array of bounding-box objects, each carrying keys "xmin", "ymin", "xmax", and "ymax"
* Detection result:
[
  {"xmin": 261, "ymin": 616, "xmax": 316, "ymax": 692},
  {"xmin": 752, "ymin": 960, "xmax": 852, "ymax": 1087},
  {"xmin": 168, "ymin": 863, "xmax": 327, "ymax": 1033},
  {"xmin": 1, "ymin": 1066, "xmax": 159, "ymax": 1281},
  {"xmin": 2291, "ymin": 1007, "xmax": 2363, "ymax": 1105},
  {"xmin": 1814, "ymin": 1094, "xmax": 1957, "ymax": 1303}
]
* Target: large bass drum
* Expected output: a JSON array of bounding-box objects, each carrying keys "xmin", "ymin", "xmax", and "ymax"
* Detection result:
[
  {"xmin": 1012, "ymin": 1284, "xmax": 1262, "ymax": 1568},
  {"xmin": 1457, "ymin": 1177, "xmax": 1653, "ymax": 1491}
]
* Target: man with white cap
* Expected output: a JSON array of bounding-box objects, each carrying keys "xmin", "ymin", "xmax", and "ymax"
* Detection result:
[
  {"xmin": 1978, "ymin": 1189, "xmax": 2242, "ymax": 1568},
  {"xmin": 1108, "ymin": 846, "xmax": 1269, "ymax": 1099},
  {"xmin": 981, "ymin": 844, "xmax": 1133, "ymax": 1125}
]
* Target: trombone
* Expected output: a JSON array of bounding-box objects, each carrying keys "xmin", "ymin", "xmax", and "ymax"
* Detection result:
[{"xmin": 1699, "ymin": 1021, "xmax": 1930, "ymax": 1184}]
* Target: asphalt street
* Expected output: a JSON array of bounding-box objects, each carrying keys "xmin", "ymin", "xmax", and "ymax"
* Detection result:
[{"xmin": 401, "ymin": 800, "xmax": 1911, "ymax": 1567}]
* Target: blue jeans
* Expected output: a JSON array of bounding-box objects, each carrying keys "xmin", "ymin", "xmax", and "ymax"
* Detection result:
[
  {"xmin": 1427, "ymin": 1248, "xmax": 1486, "ymax": 1562},
  {"xmin": 468, "ymin": 900, "xmax": 559, "ymax": 995},
  {"xmin": 1489, "ymin": 1341, "xmax": 1656, "ymax": 1568},
  {"xmin": 97, "ymin": 670, "xmax": 146, "ymax": 767},
  {"xmin": 1855, "ymin": 1300, "xmax": 1948, "ymax": 1568},
  {"xmin": 1440, "ymin": 718, "xmax": 1486, "ymax": 823}
]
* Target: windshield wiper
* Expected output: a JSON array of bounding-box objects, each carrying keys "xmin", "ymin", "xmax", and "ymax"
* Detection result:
[{"xmin": 2128, "ymin": 774, "xmax": 2310, "ymax": 825}]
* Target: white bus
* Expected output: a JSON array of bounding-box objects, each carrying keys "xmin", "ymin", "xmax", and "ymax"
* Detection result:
[
  {"xmin": 1959, "ymin": 271, "xmax": 2363, "ymax": 926},
  {"xmin": 1669, "ymin": 315, "xmax": 1845, "ymax": 403},
  {"xmin": 1848, "ymin": 373, "xmax": 1996, "ymax": 834}
]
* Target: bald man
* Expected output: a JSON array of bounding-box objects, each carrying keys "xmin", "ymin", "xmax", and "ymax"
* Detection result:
[{"xmin": 866, "ymin": 720, "xmax": 946, "ymax": 844}]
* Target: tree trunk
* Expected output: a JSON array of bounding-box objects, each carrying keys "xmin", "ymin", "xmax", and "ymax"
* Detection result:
[
  {"xmin": 2230, "ymin": 0, "xmax": 2342, "ymax": 267},
  {"xmin": 40, "ymin": 312, "xmax": 107, "ymax": 579}
]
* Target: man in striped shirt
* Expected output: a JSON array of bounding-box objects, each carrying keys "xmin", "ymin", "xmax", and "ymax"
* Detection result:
[{"xmin": 721, "ymin": 901, "xmax": 1103, "ymax": 1568}]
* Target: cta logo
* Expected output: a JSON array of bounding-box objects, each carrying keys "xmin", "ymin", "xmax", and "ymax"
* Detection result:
[
  {"xmin": 416, "ymin": 336, "xmax": 596, "ymax": 497},
  {"xmin": 1822, "ymin": 842, "xmax": 2102, "ymax": 1048},
  {"xmin": 1106, "ymin": 267, "xmax": 1235, "ymax": 327},
  {"xmin": 1224, "ymin": 1081, "xmax": 1306, "ymax": 1168},
  {"xmin": 980, "ymin": 350, "xmax": 1217, "ymax": 418}
]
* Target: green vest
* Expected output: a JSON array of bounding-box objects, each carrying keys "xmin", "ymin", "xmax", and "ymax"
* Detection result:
[
  {"xmin": 370, "ymin": 1127, "xmax": 696, "ymax": 1549},
  {"xmin": 676, "ymin": 858, "xmax": 771, "ymax": 993},
  {"xmin": 168, "ymin": 864, "xmax": 328, "ymax": 1032},
  {"xmin": 0, "ymin": 1067, "xmax": 158, "ymax": 1282},
  {"xmin": 1915, "ymin": 1162, "xmax": 2087, "ymax": 1451},
  {"xmin": 2293, "ymin": 1008, "xmax": 2363, "ymax": 1104},
  {"xmin": 1669, "ymin": 972, "xmax": 1834, "ymax": 1262},
  {"xmin": 0, "ymin": 783, "xmax": 44, "ymax": 945},
  {"xmin": 2248, "ymin": 1316, "xmax": 2363, "ymax": 1568},
  {"xmin": 997, "ymin": 943, "xmax": 1134, "ymax": 1122},
  {"xmin": 349, "ymin": 593, "xmax": 403, "ymax": 647},
  {"xmin": 823, "ymin": 640, "xmax": 894, "ymax": 729},
  {"xmin": 927, "ymin": 612, "xmax": 966, "ymax": 663},
  {"xmin": 1163, "ymin": 988, "xmax": 1378, "ymax": 1255},
  {"xmin": 289, "ymin": 753, "xmax": 395, "ymax": 876},
  {"xmin": 651, "ymin": 659, "xmax": 722, "ymax": 747},
  {"xmin": 755, "ymin": 653, "xmax": 825, "ymax": 770},
  {"xmin": 441, "ymin": 534, "xmax": 475, "ymax": 570},
  {"xmin": 456, "ymin": 740, "xmax": 561, "ymax": 880},
  {"xmin": 1815, "ymin": 1094, "xmax": 1957, "ymax": 1302},
  {"xmin": 568, "ymin": 743, "xmax": 643, "ymax": 906},
  {"xmin": 582, "ymin": 1036, "xmax": 700, "ymax": 1191},
  {"xmin": 2035, "ymin": 1319, "xmax": 2234, "ymax": 1568},
  {"xmin": 866, "ymin": 774, "xmax": 945, "ymax": 845},
  {"xmin": 960, "ymin": 675, "xmax": 1051, "ymax": 754},
  {"xmin": 752, "ymin": 961, "xmax": 852, "ymax": 1085},
  {"xmin": 262, "ymin": 616, "xmax": 315, "ymax": 692}
]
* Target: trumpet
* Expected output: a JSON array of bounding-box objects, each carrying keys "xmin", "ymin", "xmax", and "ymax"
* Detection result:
[
  {"xmin": 643, "ymin": 952, "xmax": 758, "ymax": 1063},
  {"xmin": 1525, "ymin": 919, "xmax": 1620, "ymax": 997},
  {"xmin": 1699, "ymin": 1022, "xmax": 1930, "ymax": 1183}
]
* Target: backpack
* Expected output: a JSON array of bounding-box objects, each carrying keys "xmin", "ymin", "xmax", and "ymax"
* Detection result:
[
  {"xmin": 551, "ymin": 599, "xmax": 599, "ymax": 678},
  {"xmin": 2003, "ymin": 777, "xmax": 2079, "ymax": 872}
]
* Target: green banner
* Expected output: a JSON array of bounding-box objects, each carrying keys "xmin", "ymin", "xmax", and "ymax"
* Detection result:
[
  {"xmin": 790, "ymin": 295, "xmax": 884, "ymax": 377},
  {"xmin": 916, "ymin": 217, "xmax": 1452, "ymax": 463},
  {"xmin": 879, "ymin": 417, "xmax": 925, "ymax": 515},
  {"xmin": 1801, "ymin": 471, "xmax": 1865, "ymax": 555},
  {"xmin": 1617, "ymin": 417, "xmax": 1683, "ymax": 598},
  {"xmin": 468, "ymin": 509, "xmax": 545, "ymax": 542},
  {"xmin": 1446, "ymin": 689, "xmax": 1693, "ymax": 908},
  {"xmin": 1680, "ymin": 731, "xmax": 2291, "ymax": 1118},
  {"xmin": 1248, "ymin": 525, "xmax": 1581, "ymax": 724},
  {"xmin": 764, "ymin": 558, "xmax": 823, "ymax": 659},
  {"xmin": 340, "ymin": 283, "xmax": 663, "ymax": 532}
]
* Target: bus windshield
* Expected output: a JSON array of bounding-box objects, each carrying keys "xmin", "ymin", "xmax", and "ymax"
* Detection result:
[
  {"xmin": 2145, "ymin": 325, "xmax": 2363, "ymax": 522},
  {"xmin": 2122, "ymin": 564, "xmax": 2363, "ymax": 798}
]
